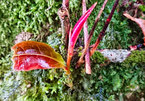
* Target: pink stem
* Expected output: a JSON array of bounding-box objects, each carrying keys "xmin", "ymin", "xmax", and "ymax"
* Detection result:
[
  {"xmin": 77, "ymin": 0, "xmax": 108, "ymax": 67},
  {"xmin": 66, "ymin": 2, "xmax": 97, "ymax": 74},
  {"xmin": 82, "ymin": 0, "xmax": 91, "ymax": 74}
]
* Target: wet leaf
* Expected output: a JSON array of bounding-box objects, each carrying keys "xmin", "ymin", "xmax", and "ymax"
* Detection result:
[{"xmin": 11, "ymin": 41, "xmax": 66, "ymax": 71}]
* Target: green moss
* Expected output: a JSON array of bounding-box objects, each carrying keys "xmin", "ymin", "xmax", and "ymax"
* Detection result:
[
  {"xmin": 0, "ymin": 0, "xmax": 61, "ymax": 57},
  {"xmin": 123, "ymin": 50, "xmax": 145, "ymax": 65},
  {"xmin": 139, "ymin": 5, "xmax": 145, "ymax": 12},
  {"xmin": 91, "ymin": 51, "xmax": 108, "ymax": 64},
  {"xmin": 1, "ymin": 0, "xmax": 145, "ymax": 101}
]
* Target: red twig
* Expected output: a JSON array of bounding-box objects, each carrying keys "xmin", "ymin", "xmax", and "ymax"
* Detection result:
[
  {"xmin": 77, "ymin": 0, "xmax": 108, "ymax": 67},
  {"xmin": 82, "ymin": 0, "xmax": 91, "ymax": 74},
  {"xmin": 66, "ymin": 3, "xmax": 97, "ymax": 74},
  {"xmin": 90, "ymin": 0, "xmax": 120, "ymax": 56}
]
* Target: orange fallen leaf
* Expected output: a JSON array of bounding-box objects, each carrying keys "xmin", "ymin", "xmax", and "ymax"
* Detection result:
[{"xmin": 11, "ymin": 41, "xmax": 66, "ymax": 72}]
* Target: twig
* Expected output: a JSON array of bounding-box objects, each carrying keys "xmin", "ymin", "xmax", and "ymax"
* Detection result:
[
  {"xmin": 90, "ymin": 0, "xmax": 120, "ymax": 56},
  {"xmin": 81, "ymin": 0, "xmax": 91, "ymax": 74},
  {"xmin": 58, "ymin": 0, "xmax": 70, "ymax": 48},
  {"xmin": 77, "ymin": 0, "xmax": 108, "ymax": 67}
]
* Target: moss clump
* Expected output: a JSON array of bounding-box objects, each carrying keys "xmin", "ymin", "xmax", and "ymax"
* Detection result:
[
  {"xmin": 123, "ymin": 50, "xmax": 145, "ymax": 65},
  {"xmin": 91, "ymin": 51, "xmax": 108, "ymax": 64}
]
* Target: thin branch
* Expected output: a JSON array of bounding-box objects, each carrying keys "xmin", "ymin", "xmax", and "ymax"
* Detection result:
[
  {"xmin": 81, "ymin": 0, "xmax": 91, "ymax": 74},
  {"xmin": 90, "ymin": 0, "xmax": 120, "ymax": 56},
  {"xmin": 77, "ymin": 0, "xmax": 108, "ymax": 67},
  {"xmin": 58, "ymin": 0, "xmax": 70, "ymax": 48}
]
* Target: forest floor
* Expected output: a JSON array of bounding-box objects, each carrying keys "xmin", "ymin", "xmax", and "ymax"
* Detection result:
[{"xmin": 0, "ymin": 0, "xmax": 145, "ymax": 101}]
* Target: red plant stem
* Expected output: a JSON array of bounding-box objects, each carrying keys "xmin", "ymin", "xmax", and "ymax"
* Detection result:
[
  {"xmin": 82, "ymin": 0, "xmax": 91, "ymax": 74},
  {"xmin": 65, "ymin": 28, "xmax": 72, "ymax": 74},
  {"xmin": 90, "ymin": 0, "xmax": 120, "ymax": 56},
  {"xmin": 66, "ymin": 52, "xmax": 72, "ymax": 74},
  {"xmin": 66, "ymin": 3, "xmax": 97, "ymax": 74},
  {"xmin": 77, "ymin": 0, "xmax": 108, "ymax": 67}
]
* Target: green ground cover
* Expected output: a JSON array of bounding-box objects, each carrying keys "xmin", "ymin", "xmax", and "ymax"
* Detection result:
[{"xmin": 0, "ymin": 0, "xmax": 145, "ymax": 100}]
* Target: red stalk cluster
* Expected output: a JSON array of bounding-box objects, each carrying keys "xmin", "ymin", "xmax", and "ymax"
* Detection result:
[
  {"xmin": 66, "ymin": 2, "xmax": 97, "ymax": 74},
  {"xmin": 76, "ymin": 0, "xmax": 108, "ymax": 67},
  {"xmin": 66, "ymin": 0, "xmax": 119, "ymax": 74}
]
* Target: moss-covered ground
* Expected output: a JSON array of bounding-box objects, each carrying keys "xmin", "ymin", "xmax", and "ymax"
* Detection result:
[{"xmin": 0, "ymin": 0, "xmax": 145, "ymax": 100}]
